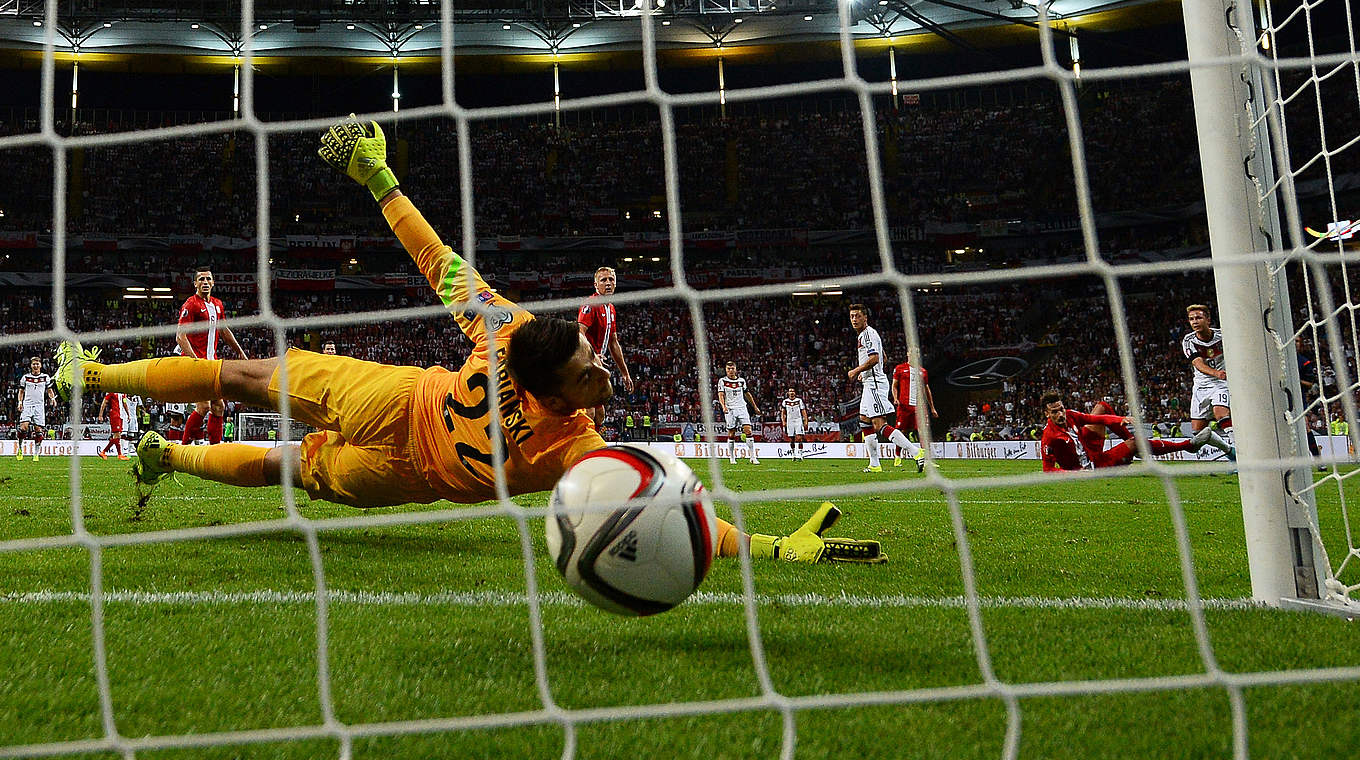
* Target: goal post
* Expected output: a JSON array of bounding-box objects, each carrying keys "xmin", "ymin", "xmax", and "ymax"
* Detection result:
[{"xmin": 1182, "ymin": 0, "xmax": 1338, "ymax": 609}]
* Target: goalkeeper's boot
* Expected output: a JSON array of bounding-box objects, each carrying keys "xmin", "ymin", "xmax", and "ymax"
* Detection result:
[
  {"xmin": 318, "ymin": 115, "xmax": 400, "ymax": 202},
  {"xmin": 914, "ymin": 448, "xmax": 928, "ymax": 473},
  {"xmin": 131, "ymin": 431, "xmax": 175, "ymax": 508},
  {"xmin": 862, "ymin": 464, "xmax": 882, "ymax": 473},
  {"xmin": 52, "ymin": 341, "xmax": 102, "ymax": 402}
]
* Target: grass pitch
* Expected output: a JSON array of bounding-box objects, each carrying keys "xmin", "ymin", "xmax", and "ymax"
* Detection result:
[{"xmin": 0, "ymin": 456, "xmax": 1357, "ymax": 759}]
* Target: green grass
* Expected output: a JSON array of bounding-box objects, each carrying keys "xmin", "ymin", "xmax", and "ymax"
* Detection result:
[{"xmin": 0, "ymin": 456, "xmax": 1357, "ymax": 759}]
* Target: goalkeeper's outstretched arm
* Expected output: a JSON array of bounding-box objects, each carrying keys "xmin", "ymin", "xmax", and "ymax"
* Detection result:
[{"xmin": 318, "ymin": 115, "xmax": 526, "ymax": 346}]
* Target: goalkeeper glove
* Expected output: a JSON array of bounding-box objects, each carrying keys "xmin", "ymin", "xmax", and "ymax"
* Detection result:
[
  {"xmin": 317, "ymin": 114, "xmax": 400, "ymax": 202},
  {"xmin": 749, "ymin": 502, "xmax": 888, "ymax": 564}
]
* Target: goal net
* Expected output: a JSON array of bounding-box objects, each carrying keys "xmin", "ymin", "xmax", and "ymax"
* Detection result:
[
  {"xmin": 236, "ymin": 412, "xmax": 314, "ymax": 444},
  {"xmin": 1241, "ymin": 0, "xmax": 1360, "ymax": 611},
  {"xmin": 2, "ymin": 0, "xmax": 1360, "ymax": 757}
]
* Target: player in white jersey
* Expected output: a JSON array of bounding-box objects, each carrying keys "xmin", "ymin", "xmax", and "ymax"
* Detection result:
[
  {"xmin": 16, "ymin": 356, "xmax": 57, "ymax": 461},
  {"xmin": 717, "ymin": 361, "xmax": 762, "ymax": 464},
  {"xmin": 847, "ymin": 304, "xmax": 924, "ymax": 473},
  {"xmin": 780, "ymin": 387, "xmax": 809, "ymax": 460},
  {"xmin": 1181, "ymin": 303, "xmax": 1234, "ymax": 452},
  {"xmin": 120, "ymin": 394, "xmax": 143, "ymax": 438}
]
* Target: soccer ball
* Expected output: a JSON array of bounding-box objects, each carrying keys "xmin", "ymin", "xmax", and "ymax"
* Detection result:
[{"xmin": 546, "ymin": 444, "xmax": 718, "ymax": 616}]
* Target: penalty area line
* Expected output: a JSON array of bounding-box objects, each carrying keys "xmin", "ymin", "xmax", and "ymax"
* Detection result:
[{"xmin": 0, "ymin": 589, "xmax": 1269, "ymax": 612}]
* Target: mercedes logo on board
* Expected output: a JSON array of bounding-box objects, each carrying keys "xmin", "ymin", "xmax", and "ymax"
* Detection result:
[{"xmin": 945, "ymin": 356, "xmax": 1030, "ymax": 389}]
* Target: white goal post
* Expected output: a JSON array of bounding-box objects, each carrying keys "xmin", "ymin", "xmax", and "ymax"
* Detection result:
[{"xmin": 1184, "ymin": 0, "xmax": 1356, "ymax": 614}]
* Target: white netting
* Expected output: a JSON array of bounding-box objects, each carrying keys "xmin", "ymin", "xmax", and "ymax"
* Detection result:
[
  {"xmin": 1253, "ymin": 0, "xmax": 1360, "ymax": 605},
  {"xmin": 1, "ymin": 0, "xmax": 1359, "ymax": 757}
]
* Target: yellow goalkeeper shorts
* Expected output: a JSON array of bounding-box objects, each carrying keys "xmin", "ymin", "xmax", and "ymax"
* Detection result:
[{"xmin": 267, "ymin": 348, "xmax": 442, "ymax": 507}]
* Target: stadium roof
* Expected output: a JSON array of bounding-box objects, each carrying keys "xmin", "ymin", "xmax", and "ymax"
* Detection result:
[{"xmin": 0, "ymin": 0, "xmax": 1179, "ymax": 59}]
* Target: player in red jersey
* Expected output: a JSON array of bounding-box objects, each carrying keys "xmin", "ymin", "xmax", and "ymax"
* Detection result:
[
  {"xmin": 889, "ymin": 360, "xmax": 937, "ymax": 467},
  {"xmin": 177, "ymin": 268, "xmax": 248, "ymax": 445},
  {"xmin": 577, "ymin": 266, "xmax": 634, "ymax": 429},
  {"xmin": 1039, "ymin": 390, "xmax": 1231, "ymax": 471},
  {"xmin": 97, "ymin": 391, "xmax": 130, "ymax": 460}
]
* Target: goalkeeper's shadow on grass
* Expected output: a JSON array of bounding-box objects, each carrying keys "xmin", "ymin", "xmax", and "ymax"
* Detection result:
[
  {"xmin": 253, "ymin": 527, "xmax": 522, "ymax": 557},
  {"xmin": 543, "ymin": 613, "xmax": 757, "ymax": 654}
]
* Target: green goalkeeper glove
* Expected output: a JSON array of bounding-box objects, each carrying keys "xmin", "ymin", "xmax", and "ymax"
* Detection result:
[
  {"xmin": 317, "ymin": 114, "xmax": 400, "ymax": 202},
  {"xmin": 749, "ymin": 502, "xmax": 888, "ymax": 564}
]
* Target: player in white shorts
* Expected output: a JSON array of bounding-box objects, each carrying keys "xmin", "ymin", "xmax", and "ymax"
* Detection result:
[
  {"xmin": 847, "ymin": 304, "xmax": 924, "ymax": 473},
  {"xmin": 1182, "ymin": 303, "xmax": 1234, "ymax": 454},
  {"xmin": 717, "ymin": 361, "xmax": 762, "ymax": 464},
  {"xmin": 781, "ymin": 387, "xmax": 809, "ymax": 461},
  {"xmin": 121, "ymin": 394, "xmax": 143, "ymax": 438},
  {"xmin": 16, "ymin": 356, "xmax": 57, "ymax": 461}
]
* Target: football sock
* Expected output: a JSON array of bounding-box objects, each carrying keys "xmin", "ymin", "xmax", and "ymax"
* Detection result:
[
  {"xmin": 1217, "ymin": 418, "xmax": 1234, "ymax": 448},
  {"xmin": 90, "ymin": 358, "xmax": 224, "ymax": 402},
  {"xmin": 747, "ymin": 433, "xmax": 758, "ymax": 461},
  {"xmin": 1150, "ymin": 439, "xmax": 1192, "ymax": 454},
  {"xmin": 169, "ymin": 443, "xmax": 268, "ymax": 487},
  {"xmin": 183, "ymin": 410, "xmax": 205, "ymax": 443},
  {"xmin": 206, "ymin": 413, "xmax": 224, "ymax": 445},
  {"xmin": 881, "ymin": 424, "xmax": 920, "ymax": 457},
  {"xmin": 865, "ymin": 434, "xmax": 881, "ymax": 466},
  {"xmin": 715, "ymin": 518, "xmax": 742, "ymax": 558}
]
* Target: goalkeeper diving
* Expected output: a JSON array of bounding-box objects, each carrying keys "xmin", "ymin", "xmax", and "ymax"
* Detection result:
[{"xmin": 53, "ymin": 115, "xmax": 883, "ymax": 565}]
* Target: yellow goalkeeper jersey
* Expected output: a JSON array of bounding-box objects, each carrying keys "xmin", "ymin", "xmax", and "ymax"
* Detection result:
[{"xmin": 382, "ymin": 196, "xmax": 605, "ymax": 502}]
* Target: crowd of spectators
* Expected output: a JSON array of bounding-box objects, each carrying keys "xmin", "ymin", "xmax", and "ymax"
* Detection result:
[{"xmin": 15, "ymin": 77, "xmax": 1346, "ymax": 239}]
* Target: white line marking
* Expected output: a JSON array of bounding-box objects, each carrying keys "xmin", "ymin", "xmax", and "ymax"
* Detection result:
[{"xmin": 0, "ymin": 589, "xmax": 1270, "ymax": 612}]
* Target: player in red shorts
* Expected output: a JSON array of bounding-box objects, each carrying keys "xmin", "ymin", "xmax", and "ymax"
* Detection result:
[
  {"xmin": 577, "ymin": 266, "xmax": 633, "ymax": 429},
  {"xmin": 1039, "ymin": 389, "xmax": 1232, "ymax": 471},
  {"xmin": 889, "ymin": 359, "xmax": 938, "ymax": 467},
  {"xmin": 1078, "ymin": 399, "xmax": 1134, "ymax": 455},
  {"xmin": 177, "ymin": 267, "xmax": 248, "ymax": 445},
  {"xmin": 97, "ymin": 391, "xmax": 130, "ymax": 460}
]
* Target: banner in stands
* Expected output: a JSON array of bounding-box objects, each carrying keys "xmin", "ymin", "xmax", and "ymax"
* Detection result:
[
  {"xmin": 167, "ymin": 235, "xmax": 204, "ymax": 252},
  {"xmin": 638, "ymin": 437, "xmax": 1355, "ymax": 461},
  {"xmin": 653, "ymin": 421, "xmax": 840, "ymax": 443},
  {"xmin": 274, "ymin": 269, "xmax": 336, "ymax": 291},
  {"xmin": 80, "ymin": 235, "xmax": 119, "ymax": 251},
  {"xmin": 0, "ymin": 232, "xmax": 37, "ymax": 248},
  {"xmin": 649, "ymin": 441, "xmax": 1038, "ymax": 460},
  {"xmin": 212, "ymin": 272, "xmax": 257, "ymax": 292},
  {"xmin": 14, "ymin": 437, "xmax": 1357, "ymax": 461},
  {"xmin": 205, "ymin": 235, "xmax": 254, "ymax": 251},
  {"xmin": 285, "ymin": 235, "xmax": 356, "ymax": 250},
  {"xmin": 734, "ymin": 229, "xmax": 809, "ymax": 247}
]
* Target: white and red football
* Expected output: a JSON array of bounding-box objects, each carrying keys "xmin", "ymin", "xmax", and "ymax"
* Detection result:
[{"xmin": 545, "ymin": 444, "xmax": 717, "ymax": 616}]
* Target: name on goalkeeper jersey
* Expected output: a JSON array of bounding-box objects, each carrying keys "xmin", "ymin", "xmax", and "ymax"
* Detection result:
[{"xmin": 494, "ymin": 346, "xmax": 534, "ymax": 446}]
